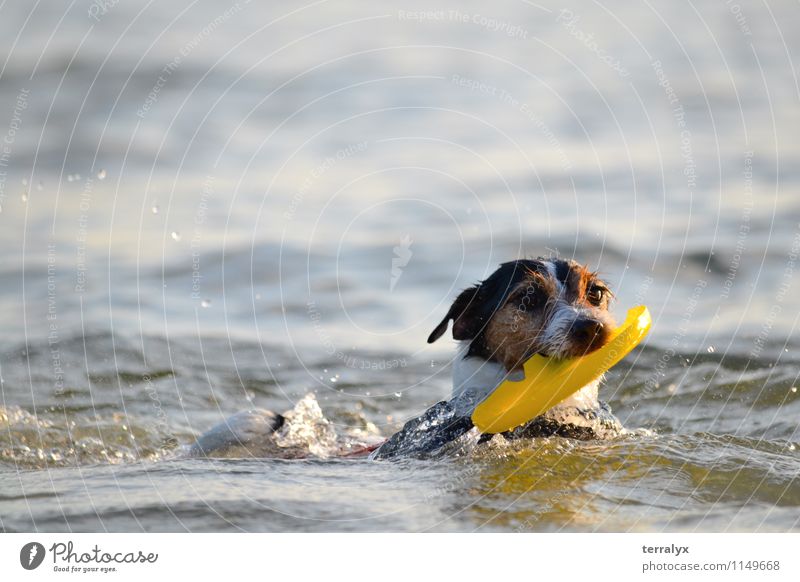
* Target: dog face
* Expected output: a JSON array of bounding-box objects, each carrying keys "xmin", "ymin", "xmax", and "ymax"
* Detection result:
[{"xmin": 428, "ymin": 258, "xmax": 616, "ymax": 370}]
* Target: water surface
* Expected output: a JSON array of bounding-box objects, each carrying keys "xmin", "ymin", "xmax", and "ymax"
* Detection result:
[{"xmin": 1, "ymin": 0, "xmax": 799, "ymax": 532}]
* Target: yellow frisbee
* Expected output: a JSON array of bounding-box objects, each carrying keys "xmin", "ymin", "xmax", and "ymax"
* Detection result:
[{"xmin": 471, "ymin": 305, "xmax": 652, "ymax": 433}]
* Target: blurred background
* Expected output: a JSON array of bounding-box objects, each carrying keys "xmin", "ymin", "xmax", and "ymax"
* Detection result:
[{"xmin": 0, "ymin": 0, "xmax": 798, "ymax": 532}]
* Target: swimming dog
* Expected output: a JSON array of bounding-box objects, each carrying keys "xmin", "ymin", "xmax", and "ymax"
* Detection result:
[
  {"xmin": 189, "ymin": 258, "xmax": 623, "ymax": 459},
  {"xmin": 372, "ymin": 257, "xmax": 623, "ymax": 458}
]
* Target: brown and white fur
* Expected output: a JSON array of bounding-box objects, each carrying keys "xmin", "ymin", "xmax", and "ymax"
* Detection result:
[{"xmin": 429, "ymin": 257, "xmax": 623, "ymax": 439}]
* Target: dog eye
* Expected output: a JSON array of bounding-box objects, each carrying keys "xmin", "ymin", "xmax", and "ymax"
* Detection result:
[{"xmin": 586, "ymin": 285, "xmax": 607, "ymax": 305}]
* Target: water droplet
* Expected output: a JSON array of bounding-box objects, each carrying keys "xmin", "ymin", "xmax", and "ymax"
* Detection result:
[
  {"xmin": 255, "ymin": 293, "xmax": 261, "ymax": 300},
  {"xmin": 394, "ymin": 392, "xmax": 401, "ymax": 398},
  {"xmin": 21, "ymin": 178, "xmax": 28, "ymax": 186},
  {"xmin": 171, "ymin": 231, "xmax": 181, "ymax": 241},
  {"xmin": 323, "ymin": 369, "xmax": 328, "ymax": 373},
  {"xmin": 330, "ymin": 377, "xmax": 337, "ymax": 383},
  {"xmin": 151, "ymin": 205, "xmax": 159, "ymax": 214},
  {"xmin": 67, "ymin": 174, "xmax": 74, "ymax": 182},
  {"xmin": 97, "ymin": 169, "xmax": 107, "ymax": 180},
  {"xmin": 707, "ymin": 346, "xmax": 715, "ymax": 353},
  {"xmin": 791, "ymin": 387, "xmax": 798, "ymax": 393},
  {"xmin": 21, "ymin": 191, "xmax": 28, "ymax": 202},
  {"xmin": 37, "ymin": 181, "xmax": 43, "ymax": 191},
  {"xmin": 200, "ymin": 299, "xmax": 211, "ymax": 308}
]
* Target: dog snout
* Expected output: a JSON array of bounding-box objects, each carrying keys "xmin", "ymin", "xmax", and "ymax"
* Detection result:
[{"xmin": 572, "ymin": 318, "xmax": 609, "ymax": 352}]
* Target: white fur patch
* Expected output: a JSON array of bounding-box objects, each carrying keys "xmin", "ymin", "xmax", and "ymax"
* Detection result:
[{"xmin": 451, "ymin": 342, "xmax": 521, "ymax": 416}]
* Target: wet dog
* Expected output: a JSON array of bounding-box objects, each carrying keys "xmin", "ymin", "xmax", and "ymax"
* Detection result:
[
  {"xmin": 437, "ymin": 257, "xmax": 621, "ymax": 434},
  {"xmin": 372, "ymin": 257, "xmax": 623, "ymax": 458},
  {"xmin": 189, "ymin": 257, "xmax": 624, "ymax": 460}
]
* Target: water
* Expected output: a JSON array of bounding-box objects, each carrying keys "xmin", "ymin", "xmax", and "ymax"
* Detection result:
[{"xmin": 1, "ymin": 0, "xmax": 799, "ymax": 532}]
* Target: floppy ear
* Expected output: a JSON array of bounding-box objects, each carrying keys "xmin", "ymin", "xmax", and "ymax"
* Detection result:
[
  {"xmin": 427, "ymin": 286, "xmax": 481, "ymax": 343},
  {"xmin": 428, "ymin": 262, "xmax": 531, "ymax": 344}
]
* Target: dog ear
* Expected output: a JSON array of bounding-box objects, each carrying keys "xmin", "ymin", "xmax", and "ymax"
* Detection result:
[
  {"xmin": 427, "ymin": 286, "xmax": 480, "ymax": 343},
  {"xmin": 428, "ymin": 262, "xmax": 533, "ymax": 344}
]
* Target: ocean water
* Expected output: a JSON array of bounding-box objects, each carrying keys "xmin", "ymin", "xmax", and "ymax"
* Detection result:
[{"xmin": 1, "ymin": 0, "xmax": 799, "ymax": 532}]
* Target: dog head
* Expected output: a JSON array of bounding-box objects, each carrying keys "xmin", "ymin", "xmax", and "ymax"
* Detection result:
[{"xmin": 428, "ymin": 258, "xmax": 616, "ymax": 370}]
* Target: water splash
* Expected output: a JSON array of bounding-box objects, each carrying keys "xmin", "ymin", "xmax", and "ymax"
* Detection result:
[
  {"xmin": 273, "ymin": 394, "xmax": 338, "ymax": 458},
  {"xmin": 0, "ymin": 406, "xmax": 181, "ymax": 469},
  {"xmin": 185, "ymin": 394, "xmax": 384, "ymax": 460}
]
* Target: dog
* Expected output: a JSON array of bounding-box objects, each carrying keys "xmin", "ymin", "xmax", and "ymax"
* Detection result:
[
  {"xmin": 189, "ymin": 257, "xmax": 624, "ymax": 460},
  {"xmin": 372, "ymin": 257, "xmax": 624, "ymax": 458}
]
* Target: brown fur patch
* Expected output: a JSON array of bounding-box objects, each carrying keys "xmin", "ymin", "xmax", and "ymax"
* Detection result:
[
  {"xmin": 562, "ymin": 263, "xmax": 613, "ymax": 310},
  {"xmin": 561, "ymin": 264, "xmax": 591, "ymax": 303},
  {"xmin": 484, "ymin": 303, "xmax": 546, "ymax": 370},
  {"xmin": 483, "ymin": 279, "xmax": 554, "ymax": 370}
]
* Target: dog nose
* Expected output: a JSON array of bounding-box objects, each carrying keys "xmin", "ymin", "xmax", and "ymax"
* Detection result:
[{"xmin": 573, "ymin": 318, "xmax": 605, "ymax": 343}]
